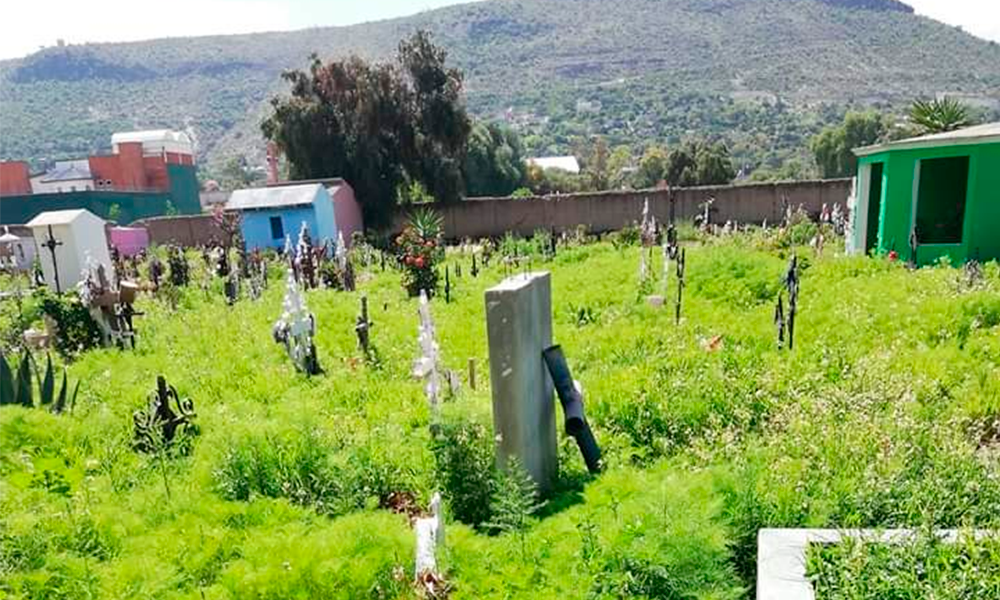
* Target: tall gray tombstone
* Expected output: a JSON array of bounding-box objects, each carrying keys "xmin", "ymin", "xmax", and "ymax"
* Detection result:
[{"xmin": 485, "ymin": 272, "xmax": 557, "ymax": 493}]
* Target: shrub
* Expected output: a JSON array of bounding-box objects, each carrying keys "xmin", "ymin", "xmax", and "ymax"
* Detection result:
[
  {"xmin": 609, "ymin": 224, "xmax": 641, "ymax": 249},
  {"xmin": 36, "ymin": 290, "xmax": 101, "ymax": 358},
  {"xmin": 396, "ymin": 208, "xmax": 444, "ymax": 297},
  {"xmin": 430, "ymin": 419, "xmax": 496, "ymax": 528}
]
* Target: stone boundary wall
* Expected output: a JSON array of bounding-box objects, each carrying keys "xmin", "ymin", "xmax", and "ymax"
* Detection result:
[
  {"xmin": 132, "ymin": 214, "xmax": 225, "ymax": 247},
  {"xmin": 422, "ymin": 178, "xmax": 852, "ymax": 239},
  {"xmin": 136, "ymin": 178, "xmax": 852, "ymax": 246}
]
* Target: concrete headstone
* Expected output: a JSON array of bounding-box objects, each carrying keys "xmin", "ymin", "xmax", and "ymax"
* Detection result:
[{"xmin": 485, "ymin": 272, "xmax": 557, "ymax": 492}]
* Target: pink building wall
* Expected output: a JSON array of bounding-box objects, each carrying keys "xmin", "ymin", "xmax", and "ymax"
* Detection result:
[
  {"xmin": 331, "ymin": 183, "xmax": 363, "ymax": 246},
  {"xmin": 109, "ymin": 226, "xmax": 149, "ymax": 257}
]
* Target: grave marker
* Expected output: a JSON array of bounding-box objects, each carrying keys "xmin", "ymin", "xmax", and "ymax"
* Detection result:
[
  {"xmin": 413, "ymin": 290, "xmax": 442, "ymax": 410},
  {"xmin": 41, "ymin": 226, "xmax": 64, "ymax": 293},
  {"xmin": 675, "ymin": 249, "xmax": 686, "ymax": 325},
  {"xmin": 485, "ymin": 272, "xmax": 557, "ymax": 492},
  {"xmin": 273, "ymin": 239, "xmax": 320, "ymax": 374},
  {"xmin": 776, "ymin": 254, "xmax": 800, "ymax": 350},
  {"xmin": 355, "ymin": 295, "xmax": 373, "ymax": 361}
]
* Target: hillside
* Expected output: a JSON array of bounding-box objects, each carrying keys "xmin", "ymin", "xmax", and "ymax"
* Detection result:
[{"xmin": 2, "ymin": 0, "xmax": 999, "ymax": 175}]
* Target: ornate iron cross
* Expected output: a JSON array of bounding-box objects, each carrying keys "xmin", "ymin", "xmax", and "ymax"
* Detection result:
[{"xmin": 41, "ymin": 225, "xmax": 64, "ymax": 293}]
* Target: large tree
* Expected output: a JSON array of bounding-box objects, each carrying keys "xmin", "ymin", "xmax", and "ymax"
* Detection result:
[
  {"xmin": 464, "ymin": 122, "xmax": 526, "ymax": 197},
  {"xmin": 261, "ymin": 31, "xmax": 470, "ymax": 229},
  {"xmin": 634, "ymin": 145, "xmax": 669, "ymax": 189},
  {"xmin": 810, "ymin": 111, "xmax": 886, "ymax": 178},
  {"xmin": 634, "ymin": 141, "xmax": 736, "ymax": 188}
]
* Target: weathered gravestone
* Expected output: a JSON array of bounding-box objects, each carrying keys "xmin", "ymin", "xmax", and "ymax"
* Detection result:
[{"xmin": 485, "ymin": 272, "xmax": 557, "ymax": 493}]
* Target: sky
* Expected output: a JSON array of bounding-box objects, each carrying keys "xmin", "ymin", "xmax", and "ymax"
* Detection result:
[{"xmin": 0, "ymin": 0, "xmax": 998, "ymax": 60}]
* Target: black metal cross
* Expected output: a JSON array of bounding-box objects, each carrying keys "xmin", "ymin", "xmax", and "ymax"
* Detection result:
[
  {"xmin": 41, "ymin": 225, "xmax": 64, "ymax": 293},
  {"xmin": 675, "ymin": 248, "xmax": 686, "ymax": 325}
]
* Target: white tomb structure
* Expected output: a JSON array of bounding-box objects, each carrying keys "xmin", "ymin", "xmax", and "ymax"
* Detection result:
[
  {"xmin": 26, "ymin": 209, "xmax": 111, "ymax": 293},
  {"xmin": 0, "ymin": 226, "xmax": 36, "ymax": 271}
]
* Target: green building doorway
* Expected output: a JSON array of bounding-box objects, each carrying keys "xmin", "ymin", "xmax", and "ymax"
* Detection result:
[
  {"xmin": 866, "ymin": 162, "xmax": 884, "ymax": 254},
  {"xmin": 914, "ymin": 156, "xmax": 969, "ymax": 244}
]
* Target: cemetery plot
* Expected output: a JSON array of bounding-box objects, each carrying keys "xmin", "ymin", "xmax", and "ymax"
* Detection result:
[{"xmin": 1, "ymin": 224, "xmax": 999, "ymax": 600}]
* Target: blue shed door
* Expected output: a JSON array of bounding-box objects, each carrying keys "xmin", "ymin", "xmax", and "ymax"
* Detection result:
[{"xmin": 269, "ymin": 216, "xmax": 284, "ymax": 240}]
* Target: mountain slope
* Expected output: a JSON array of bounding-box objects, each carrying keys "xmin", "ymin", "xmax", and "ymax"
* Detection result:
[{"xmin": 2, "ymin": 0, "xmax": 999, "ymax": 174}]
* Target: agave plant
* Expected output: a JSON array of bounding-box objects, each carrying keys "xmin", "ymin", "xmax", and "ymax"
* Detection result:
[
  {"xmin": 0, "ymin": 351, "xmax": 79, "ymax": 413},
  {"xmin": 909, "ymin": 98, "xmax": 972, "ymax": 134},
  {"xmin": 408, "ymin": 207, "xmax": 444, "ymax": 241}
]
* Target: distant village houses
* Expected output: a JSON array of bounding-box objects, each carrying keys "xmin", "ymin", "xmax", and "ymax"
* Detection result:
[{"xmin": 0, "ymin": 129, "xmax": 201, "ymax": 226}]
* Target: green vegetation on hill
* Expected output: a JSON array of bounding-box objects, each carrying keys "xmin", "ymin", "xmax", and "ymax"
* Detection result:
[
  {"xmin": 1, "ymin": 231, "xmax": 999, "ymax": 598},
  {"xmin": 2, "ymin": 0, "xmax": 999, "ymax": 177}
]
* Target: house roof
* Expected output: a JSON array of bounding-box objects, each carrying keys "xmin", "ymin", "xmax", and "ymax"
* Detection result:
[
  {"xmin": 1, "ymin": 225, "xmax": 31, "ymax": 240},
  {"xmin": 40, "ymin": 159, "xmax": 93, "ymax": 183},
  {"xmin": 26, "ymin": 209, "xmax": 103, "ymax": 228},
  {"xmin": 226, "ymin": 183, "xmax": 324, "ymax": 211},
  {"xmin": 0, "ymin": 227, "xmax": 21, "ymax": 243},
  {"xmin": 854, "ymin": 121, "xmax": 1000, "ymax": 157},
  {"xmin": 526, "ymin": 156, "xmax": 581, "ymax": 173}
]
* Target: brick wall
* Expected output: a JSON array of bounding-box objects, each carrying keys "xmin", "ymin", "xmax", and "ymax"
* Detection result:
[{"xmin": 0, "ymin": 161, "xmax": 31, "ymax": 196}]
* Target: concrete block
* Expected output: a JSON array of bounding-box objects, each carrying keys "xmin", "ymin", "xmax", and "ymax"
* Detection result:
[{"xmin": 485, "ymin": 272, "xmax": 557, "ymax": 493}]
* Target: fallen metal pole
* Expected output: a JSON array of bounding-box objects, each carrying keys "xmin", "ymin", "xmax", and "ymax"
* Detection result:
[{"xmin": 542, "ymin": 344, "xmax": 602, "ymax": 473}]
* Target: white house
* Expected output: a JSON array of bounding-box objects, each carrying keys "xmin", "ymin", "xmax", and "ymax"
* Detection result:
[
  {"xmin": 26, "ymin": 209, "xmax": 112, "ymax": 293},
  {"xmin": 526, "ymin": 155, "xmax": 581, "ymax": 174},
  {"xmin": 29, "ymin": 159, "xmax": 96, "ymax": 194}
]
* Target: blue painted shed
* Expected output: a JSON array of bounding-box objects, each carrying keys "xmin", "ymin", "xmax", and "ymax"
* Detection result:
[{"xmin": 226, "ymin": 183, "xmax": 338, "ymax": 251}]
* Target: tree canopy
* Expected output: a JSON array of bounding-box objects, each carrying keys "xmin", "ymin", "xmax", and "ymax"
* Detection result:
[
  {"xmin": 810, "ymin": 111, "xmax": 887, "ymax": 178},
  {"xmin": 633, "ymin": 141, "xmax": 735, "ymax": 188},
  {"xmin": 464, "ymin": 122, "xmax": 527, "ymax": 197},
  {"xmin": 261, "ymin": 31, "xmax": 470, "ymax": 228}
]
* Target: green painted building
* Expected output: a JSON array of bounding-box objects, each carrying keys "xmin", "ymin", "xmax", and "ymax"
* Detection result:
[
  {"xmin": 0, "ymin": 164, "xmax": 200, "ymax": 226},
  {"xmin": 851, "ymin": 122, "xmax": 1000, "ymax": 265}
]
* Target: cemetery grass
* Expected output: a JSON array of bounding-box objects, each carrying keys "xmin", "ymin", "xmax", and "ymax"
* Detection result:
[
  {"xmin": 2, "ymin": 236, "xmax": 1000, "ymax": 599},
  {"xmin": 806, "ymin": 531, "xmax": 1000, "ymax": 598}
]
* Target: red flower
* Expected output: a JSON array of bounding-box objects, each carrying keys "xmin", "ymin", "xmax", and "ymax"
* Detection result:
[
  {"xmin": 405, "ymin": 255, "xmax": 414, "ymax": 266},
  {"xmin": 414, "ymin": 256, "xmax": 425, "ymax": 268},
  {"xmin": 888, "ymin": 250, "xmax": 899, "ymax": 261}
]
